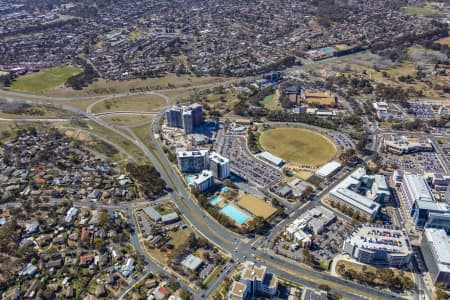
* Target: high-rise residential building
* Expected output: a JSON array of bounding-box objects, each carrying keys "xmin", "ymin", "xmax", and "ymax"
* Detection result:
[
  {"xmin": 165, "ymin": 106, "xmax": 183, "ymax": 128},
  {"xmin": 209, "ymin": 152, "xmax": 230, "ymax": 180},
  {"xmin": 165, "ymin": 103, "xmax": 203, "ymax": 134},
  {"xmin": 421, "ymin": 228, "xmax": 450, "ymax": 286},
  {"xmin": 190, "ymin": 103, "xmax": 203, "ymax": 126},
  {"xmin": 177, "ymin": 150, "xmax": 209, "ymax": 173},
  {"xmin": 182, "ymin": 110, "xmax": 194, "ymax": 134}
]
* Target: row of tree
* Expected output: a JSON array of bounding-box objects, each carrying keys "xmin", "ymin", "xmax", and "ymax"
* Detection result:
[
  {"xmin": 65, "ymin": 64, "xmax": 98, "ymax": 90},
  {"xmin": 336, "ymin": 263, "xmax": 415, "ymax": 291}
]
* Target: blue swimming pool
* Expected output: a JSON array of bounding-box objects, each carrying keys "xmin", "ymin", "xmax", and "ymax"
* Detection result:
[
  {"xmin": 210, "ymin": 196, "xmax": 222, "ymax": 206},
  {"xmin": 186, "ymin": 175, "xmax": 195, "ymax": 185},
  {"xmin": 220, "ymin": 204, "xmax": 249, "ymax": 225},
  {"xmin": 221, "ymin": 186, "xmax": 229, "ymax": 193}
]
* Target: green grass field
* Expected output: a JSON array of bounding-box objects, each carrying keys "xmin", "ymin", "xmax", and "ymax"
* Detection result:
[
  {"xmin": 260, "ymin": 94, "xmax": 274, "ymax": 104},
  {"xmin": 260, "ymin": 127, "xmax": 336, "ymax": 165},
  {"xmin": 91, "ymin": 94, "xmax": 166, "ymax": 114},
  {"xmin": 404, "ymin": 6, "xmax": 437, "ymax": 16},
  {"xmin": 99, "ymin": 114, "xmax": 153, "ymax": 126},
  {"xmin": 10, "ymin": 66, "xmax": 82, "ymax": 92}
]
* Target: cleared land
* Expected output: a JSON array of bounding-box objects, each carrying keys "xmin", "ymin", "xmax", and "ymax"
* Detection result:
[
  {"xmin": 237, "ymin": 194, "xmax": 277, "ymax": 219},
  {"xmin": 10, "ymin": 66, "xmax": 82, "ymax": 92},
  {"xmin": 260, "ymin": 127, "xmax": 336, "ymax": 166},
  {"xmin": 91, "ymin": 94, "xmax": 166, "ymax": 114}
]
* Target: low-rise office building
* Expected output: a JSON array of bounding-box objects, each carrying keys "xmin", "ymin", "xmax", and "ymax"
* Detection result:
[
  {"xmin": 421, "ymin": 228, "xmax": 450, "ymax": 286},
  {"xmin": 383, "ymin": 135, "xmax": 433, "ymax": 155},
  {"xmin": 343, "ymin": 224, "xmax": 412, "ymax": 267},
  {"xmin": 328, "ymin": 168, "xmax": 385, "ymax": 219}
]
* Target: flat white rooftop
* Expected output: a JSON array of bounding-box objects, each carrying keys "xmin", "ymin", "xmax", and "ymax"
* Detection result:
[
  {"xmin": 424, "ymin": 228, "xmax": 450, "ymax": 270},
  {"xmin": 257, "ymin": 151, "xmax": 285, "ymax": 166},
  {"xmin": 347, "ymin": 224, "xmax": 411, "ymax": 254},
  {"xmin": 315, "ymin": 161, "xmax": 341, "ymax": 177}
]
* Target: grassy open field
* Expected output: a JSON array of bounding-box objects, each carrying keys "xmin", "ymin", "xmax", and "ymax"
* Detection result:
[
  {"xmin": 99, "ymin": 114, "xmax": 153, "ymax": 126},
  {"xmin": 260, "ymin": 127, "xmax": 336, "ymax": 166},
  {"xmin": 43, "ymin": 74, "xmax": 228, "ymax": 97},
  {"xmin": 91, "ymin": 94, "xmax": 166, "ymax": 113},
  {"xmin": 85, "ymin": 120, "xmax": 148, "ymax": 165},
  {"xmin": 0, "ymin": 105, "xmax": 73, "ymax": 119},
  {"xmin": 10, "ymin": 66, "xmax": 82, "ymax": 93},
  {"xmin": 260, "ymin": 94, "xmax": 274, "ymax": 104},
  {"xmin": 404, "ymin": 6, "xmax": 437, "ymax": 15}
]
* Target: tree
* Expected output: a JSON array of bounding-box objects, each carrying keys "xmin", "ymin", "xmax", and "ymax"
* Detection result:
[{"xmin": 318, "ymin": 284, "xmax": 330, "ymax": 292}]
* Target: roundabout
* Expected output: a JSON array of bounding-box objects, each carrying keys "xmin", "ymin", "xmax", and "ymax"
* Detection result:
[{"xmin": 259, "ymin": 127, "xmax": 337, "ymax": 166}]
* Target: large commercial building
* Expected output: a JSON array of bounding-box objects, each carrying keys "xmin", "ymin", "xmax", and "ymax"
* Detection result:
[
  {"xmin": 209, "ymin": 152, "xmax": 230, "ymax": 180},
  {"xmin": 228, "ymin": 261, "xmax": 278, "ymax": 299},
  {"xmin": 383, "ymin": 135, "xmax": 433, "ymax": 155},
  {"xmin": 315, "ymin": 161, "xmax": 341, "ymax": 178},
  {"xmin": 399, "ymin": 172, "xmax": 448, "ymax": 228},
  {"xmin": 343, "ymin": 224, "xmax": 412, "ymax": 267},
  {"xmin": 421, "ymin": 228, "xmax": 450, "ymax": 286},
  {"xmin": 256, "ymin": 151, "xmax": 285, "ymax": 167},
  {"xmin": 373, "ymin": 102, "xmax": 389, "ymax": 120},
  {"xmin": 177, "ymin": 150, "xmax": 209, "ymax": 173},
  {"xmin": 165, "ymin": 103, "xmax": 203, "ymax": 134},
  {"xmin": 328, "ymin": 168, "xmax": 387, "ymax": 219},
  {"xmin": 425, "ymin": 213, "xmax": 450, "ymax": 234}
]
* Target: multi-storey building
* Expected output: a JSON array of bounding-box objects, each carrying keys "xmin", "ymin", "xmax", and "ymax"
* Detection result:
[
  {"xmin": 193, "ymin": 170, "xmax": 214, "ymax": 192},
  {"xmin": 421, "ymin": 228, "xmax": 450, "ymax": 286},
  {"xmin": 328, "ymin": 168, "xmax": 386, "ymax": 219},
  {"xmin": 343, "ymin": 224, "xmax": 412, "ymax": 267},
  {"xmin": 177, "ymin": 150, "xmax": 209, "ymax": 173},
  {"xmin": 209, "ymin": 152, "xmax": 230, "ymax": 180},
  {"xmin": 165, "ymin": 103, "xmax": 203, "ymax": 134},
  {"xmin": 383, "ymin": 135, "xmax": 433, "ymax": 155},
  {"xmin": 399, "ymin": 172, "xmax": 448, "ymax": 228},
  {"xmin": 228, "ymin": 261, "xmax": 278, "ymax": 299},
  {"xmin": 165, "ymin": 106, "xmax": 183, "ymax": 128}
]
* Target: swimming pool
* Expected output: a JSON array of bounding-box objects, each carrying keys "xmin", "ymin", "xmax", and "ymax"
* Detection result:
[
  {"xmin": 220, "ymin": 204, "xmax": 249, "ymax": 225},
  {"xmin": 186, "ymin": 175, "xmax": 195, "ymax": 185},
  {"xmin": 209, "ymin": 196, "xmax": 222, "ymax": 206},
  {"xmin": 220, "ymin": 186, "xmax": 229, "ymax": 193}
]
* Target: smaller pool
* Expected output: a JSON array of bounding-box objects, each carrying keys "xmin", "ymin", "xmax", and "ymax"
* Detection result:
[
  {"xmin": 220, "ymin": 204, "xmax": 249, "ymax": 225},
  {"xmin": 209, "ymin": 196, "xmax": 222, "ymax": 206},
  {"xmin": 221, "ymin": 186, "xmax": 229, "ymax": 193},
  {"xmin": 186, "ymin": 175, "xmax": 195, "ymax": 185}
]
